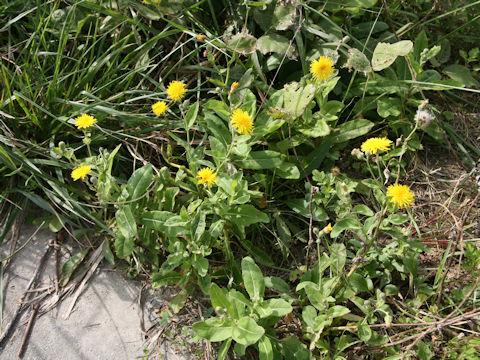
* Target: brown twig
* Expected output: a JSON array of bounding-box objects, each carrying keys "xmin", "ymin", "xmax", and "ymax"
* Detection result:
[
  {"xmin": 17, "ymin": 303, "xmax": 40, "ymax": 358},
  {"xmin": 0, "ymin": 241, "xmax": 52, "ymax": 347},
  {"xmin": 53, "ymin": 231, "xmax": 62, "ymax": 295}
]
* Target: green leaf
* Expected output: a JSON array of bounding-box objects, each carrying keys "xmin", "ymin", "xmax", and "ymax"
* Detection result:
[
  {"xmin": 353, "ymin": 205, "xmax": 374, "ymax": 216},
  {"xmin": 218, "ymin": 338, "xmax": 232, "ymax": 360},
  {"xmin": 264, "ymin": 298, "xmax": 292, "ymax": 317},
  {"xmin": 235, "ymin": 150, "xmax": 284, "ymax": 170},
  {"xmin": 275, "ymin": 161, "xmax": 300, "ymax": 179},
  {"xmin": 264, "ymin": 276, "xmax": 290, "ymax": 293},
  {"xmin": 242, "ymin": 256, "xmax": 265, "ymax": 301},
  {"xmin": 330, "ymin": 216, "xmax": 362, "ymax": 238},
  {"xmin": 126, "ymin": 164, "xmax": 152, "ymax": 201},
  {"xmin": 210, "ymin": 283, "xmax": 237, "ymax": 318},
  {"xmin": 346, "ymin": 48, "xmax": 371, "ymax": 73},
  {"xmin": 443, "ymin": 64, "xmax": 480, "ymax": 87},
  {"xmin": 330, "ymin": 243, "xmax": 346, "ymax": 274},
  {"xmin": 227, "ymin": 33, "xmax": 257, "ymax": 55},
  {"xmin": 284, "ymin": 198, "xmax": 328, "ymax": 222},
  {"xmin": 372, "ymin": 40, "xmax": 413, "ymax": 71},
  {"xmin": 413, "ymin": 30, "xmax": 428, "ymax": 62},
  {"xmin": 386, "ymin": 214, "xmax": 409, "ymax": 225},
  {"xmin": 257, "ymin": 33, "xmax": 295, "ymax": 59},
  {"xmin": 191, "ymin": 211, "xmax": 206, "ymax": 242},
  {"xmin": 140, "ymin": 211, "xmax": 188, "ymax": 237},
  {"xmin": 116, "ymin": 206, "xmax": 137, "ymax": 239},
  {"xmin": 348, "ymin": 273, "xmax": 372, "ymax": 293},
  {"xmin": 151, "ymin": 271, "xmax": 184, "ymax": 287},
  {"xmin": 358, "ymin": 323, "xmax": 372, "ymax": 342},
  {"xmin": 258, "ymin": 335, "xmax": 273, "ymax": 360},
  {"xmin": 272, "ymin": 3, "xmax": 296, "ymax": 30},
  {"xmin": 60, "ymin": 249, "xmax": 89, "ymax": 286},
  {"xmin": 416, "ymin": 341, "xmax": 433, "ymax": 360},
  {"xmin": 327, "ymin": 305, "xmax": 350, "ymax": 318},
  {"xmin": 225, "ymin": 205, "xmax": 270, "ymax": 227},
  {"xmin": 302, "ymin": 306, "xmax": 317, "ymax": 330},
  {"xmin": 193, "ymin": 318, "xmax": 233, "ymax": 342},
  {"xmin": 344, "ymin": 0, "xmax": 377, "ymax": 9},
  {"xmin": 377, "ymin": 97, "xmax": 402, "ymax": 118},
  {"xmin": 192, "ymin": 254, "xmax": 209, "ymax": 277},
  {"xmin": 184, "ymin": 101, "xmax": 199, "ymax": 131},
  {"xmin": 238, "ymin": 238, "xmax": 274, "ymax": 266},
  {"xmin": 102, "ymin": 240, "xmax": 115, "ymax": 265},
  {"xmin": 232, "ymin": 316, "xmax": 265, "ymax": 346},
  {"xmin": 331, "ymin": 119, "xmax": 374, "ymax": 143},
  {"xmin": 282, "ymin": 336, "xmax": 310, "ymax": 360},
  {"xmin": 234, "ymin": 343, "xmax": 246, "ymax": 356},
  {"xmin": 297, "ymin": 115, "xmax": 330, "ymax": 138},
  {"xmin": 204, "ymin": 100, "xmax": 231, "ymax": 121},
  {"xmin": 169, "ymin": 290, "xmax": 188, "ymax": 314},
  {"xmin": 283, "ymin": 82, "xmax": 316, "ymax": 119},
  {"xmin": 384, "ymin": 284, "xmax": 398, "ymax": 295},
  {"xmin": 114, "ymin": 234, "xmax": 134, "ymax": 259}
]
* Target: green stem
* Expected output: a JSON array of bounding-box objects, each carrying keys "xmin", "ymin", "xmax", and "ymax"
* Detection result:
[
  {"xmin": 346, "ymin": 206, "xmax": 387, "ymax": 280},
  {"xmin": 217, "ymin": 129, "xmax": 236, "ymax": 172},
  {"xmin": 396, "ymin": 123, "xmax": 418, "ymax": 181},
  {"xmin": 333, "ymin": 205, "xmax": 388, "ymax": 295},
  {"xmin": 223, "ymin": 227, "xmax": 233, "ymax": 265}
]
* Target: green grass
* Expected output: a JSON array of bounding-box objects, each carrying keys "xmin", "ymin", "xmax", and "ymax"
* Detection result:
[{"xmin": 1, "ymin": 0, "xmax": 480, "ymax": 358}]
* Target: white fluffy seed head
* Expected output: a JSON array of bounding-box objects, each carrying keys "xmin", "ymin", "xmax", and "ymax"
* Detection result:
[{"xmin": 414, "ymin": 109, "xmax": 434, "ymax": 127}]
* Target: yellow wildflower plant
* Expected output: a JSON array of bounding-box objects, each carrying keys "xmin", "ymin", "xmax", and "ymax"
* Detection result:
[
  {"xmin": 310, "ymin": 56, "xmax": 334, "ymax": 81},
  {"xmin": 197, "ymin": 34, "xmax": 206, "ymax": 41},
  {"xmin": 152, "ymin": 101, "xmax": 168, "ymax": 116},
  {"xmin": 230, "ymin": 109, "xmax": 254, "ymax": 135},
  {"xmin": 71, "ymin": 165, "xmax": 91, "ymax": 181},
  {"xmin": 361, "ymin": 137, "xmax": 393, "ymax": 155},
  {"xmin": 386, "ymin": 183, "xmax": 415, "ymax": 209},
  {"xmin": 323, "ymin": 223, "xmax": 333, "ymax": 233},
  {"xmin": 74, "ymin": 114, "xmax": 97, "ymax": 130},
  {"xmin": 196, "ymin": 167, "xmax": 217, "ymax": 187},
  {"xmin": 230, "ymin": 81, "xmax": 239, "ymax": 93},
  {"xmin": 166, "ymin": 80, "xmax": 187, "ymax": 102}
]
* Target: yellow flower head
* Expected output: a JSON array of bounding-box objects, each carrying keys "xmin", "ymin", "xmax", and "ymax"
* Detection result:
[
  {"xmin": 310, "ymin": 56, "xmax": 334, "ymax": 81},
  {"xmin": 361, "ymin": 137, "xmax": 393, "ymax": 155},
  {"xmin": 387, "ymin": 183, "xmax": 415, "ymax": 209},
  {"xmin": 166, "ymin": 80, "xmax": 187, "ymax": 102},
  {"xmin": 152, "ymin": 101, "xmax": 168, "ymax": 116},
  {"xmin": 230, "ymin": 109, "xmax": 254, "ymax": 135},
  {"xmin": 71, "ymin": 165, "xmax": 91, "ymax": 181},
  {"xmin": 197, "ymin": 34, "xmax": 206, "ymax": 41},
  {"xmin": 230, "ymin": 81, "xmax": 239, "ymax": 93},
  {"xmin": 323, "ymin": 223, "xmax": 333, "ymax": 233},
  {"xmin": 74, "ymin": 114, "xmax": 97, "ymax": 129},
  {"xmin": 196, "ymin": 167, "xmax": 217, "ymax": 187}
]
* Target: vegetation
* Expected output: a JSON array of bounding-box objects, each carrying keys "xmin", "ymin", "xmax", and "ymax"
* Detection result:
[{"xmin": 1, "ymin": 0, "xmax": 479, "ymax": 358}]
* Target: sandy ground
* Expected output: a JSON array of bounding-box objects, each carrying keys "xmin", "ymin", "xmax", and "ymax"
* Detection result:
[{"xmin": 0, "ymin": 225, "xmax": 195, "ymax": 360}]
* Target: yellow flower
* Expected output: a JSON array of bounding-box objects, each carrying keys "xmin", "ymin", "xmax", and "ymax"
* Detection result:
[
  {"xmin": 166, "ymin": 80, "xmax": 187, "ymax": 102},
  {"xmin": 196, "ymin": 167, "xmax": 217, "ymax": 187},
  {"xmin": 310, "ymin": 56, "xmax": 334, "ymax": 81},
  {"xmin": 230, "ymin": 82, "xmax": 239, "ymax": 93},
  {"xmin": 152, "ymin": 101, "xmax": 168, "ymax": 116},
  {"xmin": 387, "ymin": 183, "xmax": 415, "ymax": 209},
  {"xmin": 323, "ymin": 223, "xmax": 333, "ymax": 233},
  {"xmin": 71, "ymin": 165, "xmax": 91, "ymax": 181},
  {"xmin": 230, "ymin": 109, "xmax": 254, "ymax": 135},
  {"xmin": 361, "ymin": 137, "xmax": 393, "ymax": 155},
  {"xmin": 74, "ymin": 114, "xmax": 97, "ymax": 129},
  {"xmin": 197, "ymin": 34, "xmax": 206, "ymax": 41}
]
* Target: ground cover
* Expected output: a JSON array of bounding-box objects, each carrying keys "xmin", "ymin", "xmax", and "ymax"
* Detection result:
[{"xmin": 1, "ymin": 0, "xmax": 480, "ymax": 358}]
